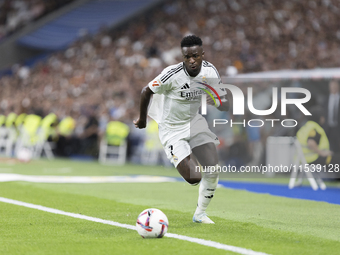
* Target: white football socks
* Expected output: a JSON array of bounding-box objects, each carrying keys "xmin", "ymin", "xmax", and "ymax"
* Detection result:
[{"xmin": 194, "ymin": 165, "xmax": 219, "ymax": 215}]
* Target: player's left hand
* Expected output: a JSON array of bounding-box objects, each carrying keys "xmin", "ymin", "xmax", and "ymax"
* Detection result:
[{"xmin": 133, "ymin": 118, "xmax": 147, "ymax": 129}]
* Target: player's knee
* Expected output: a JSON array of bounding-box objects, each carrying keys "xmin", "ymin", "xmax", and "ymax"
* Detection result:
[{"xmin": 186, "ymin": 176, "xmax": 201, "ymax": 185}]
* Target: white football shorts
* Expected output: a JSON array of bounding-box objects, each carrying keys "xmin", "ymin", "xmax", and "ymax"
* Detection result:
[{"xmin": 158, "ymin": 115, "xmax": 220, "ymax": 167}]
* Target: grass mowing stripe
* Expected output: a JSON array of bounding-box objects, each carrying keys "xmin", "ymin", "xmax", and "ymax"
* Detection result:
[{"xmin": 0, "ymin": 196, "xmax": 270, "ymax": 255}]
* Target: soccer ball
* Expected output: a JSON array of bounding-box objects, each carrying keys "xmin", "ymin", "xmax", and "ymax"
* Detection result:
[{"xmin": 136, "ymin": 208, "xmax": 169, "ymax": 238}]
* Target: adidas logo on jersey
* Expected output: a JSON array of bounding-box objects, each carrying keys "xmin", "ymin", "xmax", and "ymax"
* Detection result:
[{"xmin": 180, "ymin": 83, "xmax": 190, "ymax": 90}]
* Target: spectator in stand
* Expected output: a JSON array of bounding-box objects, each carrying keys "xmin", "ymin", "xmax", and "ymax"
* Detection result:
[
  {"xmin": 56, "ymin": 112, "xmax": 76, "ymax": 157},
  {"xmin": 78, "ymin": 106, "xmax": 99, "ymax": 157},
  {"xmin": 325, "ymin": 80, "xmax": 340, "ymax": 153}
]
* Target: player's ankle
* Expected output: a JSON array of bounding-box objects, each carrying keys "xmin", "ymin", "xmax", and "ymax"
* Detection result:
[{"xmin": 194, "ymin": 206, "xmax": 205, "ymax": 215}]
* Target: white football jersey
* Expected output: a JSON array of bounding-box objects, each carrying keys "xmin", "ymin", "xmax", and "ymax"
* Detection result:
[{"xmin": 148, "ymin": 61, "xmax": 226, "ymax": 127}]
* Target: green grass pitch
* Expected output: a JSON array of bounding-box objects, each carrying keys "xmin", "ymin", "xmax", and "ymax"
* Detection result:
[{"xmin": 0, "ymin": 159, "xmax": 339, "ymax": 255}]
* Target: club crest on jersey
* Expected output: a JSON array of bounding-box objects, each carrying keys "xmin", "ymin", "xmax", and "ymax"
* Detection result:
[{"xmin": 172, "ymin": 155, "xmax": 178, "ymax": 162}]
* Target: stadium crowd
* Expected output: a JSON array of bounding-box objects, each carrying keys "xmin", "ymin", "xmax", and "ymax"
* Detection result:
[
  {"xmin": 0, "ymin": 0, "xmax": 74, "ymax": 41},
  {"xmin": 0, "ymin": 0, "xmax": 340, "ymax": 162}
]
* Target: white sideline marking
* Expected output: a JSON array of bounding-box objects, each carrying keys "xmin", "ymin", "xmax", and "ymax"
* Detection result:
[
  {"xmin": 0, "ymin": 174, "xmax": 177, "ymax": 183},
  {"xmin": 0, "ymin": 197, "xmax": 270, "ymax": 255}
]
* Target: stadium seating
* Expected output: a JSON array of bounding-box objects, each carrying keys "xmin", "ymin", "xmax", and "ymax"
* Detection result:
[
  {"xmin": 18, "ymin": 0, "xmax": 156, "ymax": 50},
  {"xmin": 0, "ymin": 0, "xmax": 74, "ymax": 41}
]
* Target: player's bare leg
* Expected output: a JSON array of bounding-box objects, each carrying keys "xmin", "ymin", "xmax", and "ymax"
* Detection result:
[
  {"xmin": 192, "ymin": 142, "xmax": 219, "ymax": 224},
  {"xmin": 176, "ymin": 155, "xmax": 201, "ymax": 185}
]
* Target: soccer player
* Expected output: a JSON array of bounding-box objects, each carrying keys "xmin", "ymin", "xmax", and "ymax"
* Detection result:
[{"xmin": 134, "ymin": 35, "xmax": 229, "ymax": 224}]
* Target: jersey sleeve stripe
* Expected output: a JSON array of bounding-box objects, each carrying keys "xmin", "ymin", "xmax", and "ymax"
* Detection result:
[
  {"xmin": 160, "ymin": 65, "xmax": 181, "ymax": 78},
  {"xmin": 161, "ymin": 67, "xmax": 183, "ymax": 83},
  {"xmin": 160, "ymin": 64, "xmax": 182, "ymax": 83}
]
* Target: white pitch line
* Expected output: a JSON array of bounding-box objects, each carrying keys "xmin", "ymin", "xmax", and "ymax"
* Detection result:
[{"xmin": 0, "ymin": 197, "xmax": 270, "ymax": 255}]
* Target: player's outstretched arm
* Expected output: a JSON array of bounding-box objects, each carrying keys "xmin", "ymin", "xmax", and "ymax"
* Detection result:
[{"xmin": 133, "ymin": 85, "xmax": 155, "ymax": 129}]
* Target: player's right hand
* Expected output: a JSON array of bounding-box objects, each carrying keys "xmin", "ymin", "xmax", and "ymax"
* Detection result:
[{"xmin": 133, "ymin": 118, "xmax": 147, "ymax": 129}]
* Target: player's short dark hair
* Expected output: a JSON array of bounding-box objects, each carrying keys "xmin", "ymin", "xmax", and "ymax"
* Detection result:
[{"xmin": 181, "ymin": 35, "xmax": 202, "ymax": 48}]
